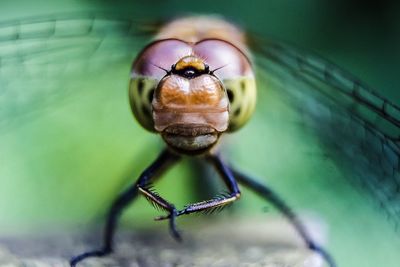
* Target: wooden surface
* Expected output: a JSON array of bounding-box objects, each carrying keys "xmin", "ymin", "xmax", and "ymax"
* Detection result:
[{"xmin": 0, "ymin": 217, "xmax": 327, "ymax": 267}]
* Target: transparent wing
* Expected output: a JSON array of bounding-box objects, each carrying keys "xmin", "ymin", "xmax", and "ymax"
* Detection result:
[
  {"xmin": 0, "ymin": 13, "xmax": 158, "ymax": 132},
  {"xmin": 261, "ymin": 40, "xmax": 400, "ymax": 222},
  {"xmin": 226, "ymin": 38, "xmax": 400, "ymax": 267},
  {"xmin": 0, "ymin": 13, "xmax": 171, "ymax": 227}
]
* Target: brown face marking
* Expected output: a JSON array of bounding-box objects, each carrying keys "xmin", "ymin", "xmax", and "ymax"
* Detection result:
[
  {"xmin": 152, "ymin": 70, "xmax": 229, "ymax": 154},
  {"xmin": 154, "ymin": 74, "xmax": 226, "ymax": 110}
]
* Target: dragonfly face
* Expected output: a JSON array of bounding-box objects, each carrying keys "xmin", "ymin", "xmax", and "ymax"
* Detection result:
[
  {"xmin": 154, "ymin": 58, "xmax": 228, "ymax": 154},
  {"xmin": 129, "ymin": 37, "xmax": 256, "ymax": 154}
]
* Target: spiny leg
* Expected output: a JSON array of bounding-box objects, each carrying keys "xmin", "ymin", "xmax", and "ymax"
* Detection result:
[
  {"xmin": 69, "ymin": 149, "xmax": 180, "ymax": 267},
  {"xmin": 137, "ymin": 183, "xmax": 181, "ymax": 241},
  {"xmin": 231, "ymin": 167, "xmax": 337, "ymax": 267},
  {"xmin": 156, "ymin": 154, "xmax": 241, "ymax": 219}
]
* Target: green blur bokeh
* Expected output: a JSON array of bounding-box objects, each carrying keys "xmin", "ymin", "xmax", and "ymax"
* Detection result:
[{"xmin": 1, "ymin": 1, "xmax": 400, "ymax": 267}]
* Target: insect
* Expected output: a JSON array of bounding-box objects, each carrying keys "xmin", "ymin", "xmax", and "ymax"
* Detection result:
[
  {"xmin": 68, "ymin": 15, "xmax": 335, "ymax": 266},
  {"xmin": 1, "ymin": 11, "xmax": 399, "ymax": 267},
  {"xmin": 66, "ymin": 14, "xmax": 399, "ymax": 267}
]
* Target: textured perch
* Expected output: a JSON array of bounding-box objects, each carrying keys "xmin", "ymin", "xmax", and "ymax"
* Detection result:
[{"xmin": 0, "ymin": 217, "xmax": 326, "ymax": 267}]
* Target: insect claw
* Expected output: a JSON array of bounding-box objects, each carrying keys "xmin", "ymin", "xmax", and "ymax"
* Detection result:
[
  {"xmin": 169, "ymin": 209, "xmax": 183, "ymax": 242},
  {"xmin": 171, "ymin": 228, "xmax": 182, "ymax": 242}
]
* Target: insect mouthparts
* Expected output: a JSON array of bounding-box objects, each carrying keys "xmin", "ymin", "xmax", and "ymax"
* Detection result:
[{"xmin": 161, "ymin": 124, "xmax": 220, "ymax": 154}]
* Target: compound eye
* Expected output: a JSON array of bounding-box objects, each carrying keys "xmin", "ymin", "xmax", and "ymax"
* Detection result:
[
  {"xmin": 129, "ymin": 76, "xmax": 158, "ymax": 132},
  {"xmin": 224, "ymin": 77, "xmax": 257, "ymax": 132}
]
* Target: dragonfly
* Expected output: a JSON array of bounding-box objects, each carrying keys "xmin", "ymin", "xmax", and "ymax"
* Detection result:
[
  {"xmin": 69, "ymin": 15, "xmax": 337, "ymax": 266},
  {"xmin": 0, "ymin": 11, "xmax": 399, "ymax": 267}
]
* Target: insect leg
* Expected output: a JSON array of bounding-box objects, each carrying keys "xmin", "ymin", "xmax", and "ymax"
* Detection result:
[
  {"xmin": 137, "ymin": 182, "xmax": 182, "ymax": 241},
  {"xmin": 230, "ymin": 167, "xmax": 337, "ymax": 267},
  {"xmin": 156, "ymin": 154, "xmax": 241, "ymax": 219},
  {"xmin": 69, "ymin": 149, "xmax": 180, "ymax": 267}
]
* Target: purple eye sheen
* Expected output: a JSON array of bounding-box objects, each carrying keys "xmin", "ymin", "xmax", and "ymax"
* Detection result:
[
  {"xmin": 132, "ymin": 39, "xmax": 191, "ymax": 79},
  {"xmin": 194, "ymin": 40, "xmax": 253, "ymax": 79},
  {"xmin": 132, "ymin": 39, "xmax": 252, "ymax": 80}
]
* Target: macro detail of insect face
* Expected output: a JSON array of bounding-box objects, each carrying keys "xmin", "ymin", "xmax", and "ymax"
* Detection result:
[{"xmin": 129, "ymin": 37, "xmax": 256, "ymax": 154}]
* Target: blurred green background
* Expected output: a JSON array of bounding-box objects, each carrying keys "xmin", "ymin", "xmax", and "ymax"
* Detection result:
[{"xmin": 0, "ymin": 0, "xmax": 399, "ymax": 267}]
